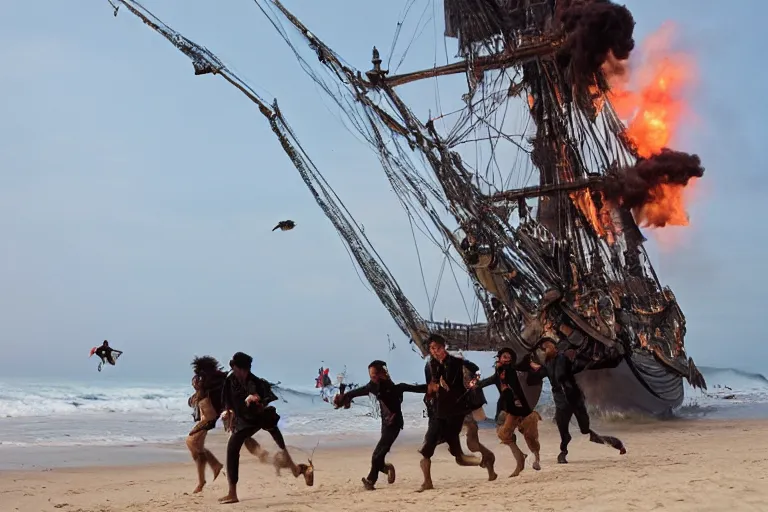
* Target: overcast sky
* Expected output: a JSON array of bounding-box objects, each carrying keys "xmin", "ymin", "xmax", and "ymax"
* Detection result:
[{"xmin": 1, "ymin": 0, "xmax": 764, "ymax": 384}]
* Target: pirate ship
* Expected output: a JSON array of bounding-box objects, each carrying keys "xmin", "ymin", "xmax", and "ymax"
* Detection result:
[{"xmin": 106, "ymin": 0, "xmax": 707, "ymax": 414}]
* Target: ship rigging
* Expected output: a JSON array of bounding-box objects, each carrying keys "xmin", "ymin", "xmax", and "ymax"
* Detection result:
[{"xmin": 105, "ymin": 0, "xmax": 706, "ymax": 414}]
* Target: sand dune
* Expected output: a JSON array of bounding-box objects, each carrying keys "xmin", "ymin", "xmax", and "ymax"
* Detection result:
[{"xmin": 1, "ymin": 419, "xmax": 766, "ymax": 512}]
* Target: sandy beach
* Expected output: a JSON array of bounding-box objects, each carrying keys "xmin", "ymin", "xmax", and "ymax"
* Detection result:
[{"xmin": 2, "ymin": 418, "xmax": 766, "ymax": 512}]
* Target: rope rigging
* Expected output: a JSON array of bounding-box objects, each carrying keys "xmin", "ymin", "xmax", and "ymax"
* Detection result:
[{"xmin": 106, "ymin": 0, "xmax": 708, "ymax": 393}]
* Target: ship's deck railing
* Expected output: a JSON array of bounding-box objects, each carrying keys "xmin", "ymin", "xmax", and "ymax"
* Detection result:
[{"xmin": 426, "ymin": 320, "xmax": 504, "ymax": 351}]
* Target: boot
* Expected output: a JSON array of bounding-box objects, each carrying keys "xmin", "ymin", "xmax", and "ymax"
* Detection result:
[
  {"xmin": 416, "ymin": 458, "xmax": 434, "ymax": 492},
  {"xmin": 297, "ymin": 462, "xmax": 314, "ymax": 486},
  {"xmin": 589, "ymin": 430, "xmax": 627, "ymax": 454},
  {"xmin": 273, "ymin": 450, "xmax": 314, "ymax": 486}
]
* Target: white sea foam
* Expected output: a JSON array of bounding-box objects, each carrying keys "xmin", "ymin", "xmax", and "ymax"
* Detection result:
[
  {"xmin": 0, "ymin": 364, "xmax": 765, "ymax": 448},
  {"xmin": 0, "ymin": 379, "xmax": 426, "ymax": 447}
]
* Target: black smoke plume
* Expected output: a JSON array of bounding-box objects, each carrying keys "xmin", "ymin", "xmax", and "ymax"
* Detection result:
[
  {"xmin": 603, "ymin": 149, "xmax": 705, "ymax": 214},
  {"xmin": 557, "ymin": 0, "xmax": 636, "ymax": 79}
]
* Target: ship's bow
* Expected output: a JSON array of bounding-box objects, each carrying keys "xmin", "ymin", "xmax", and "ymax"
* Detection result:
[{"xmin": 576, "ymin": 351, "xmax": 685, "ymax": 415}]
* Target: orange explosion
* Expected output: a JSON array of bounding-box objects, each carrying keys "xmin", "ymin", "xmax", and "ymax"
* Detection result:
[{"xmin": 605, "ymin": 22, "xmax": 698, "ymax": 227}]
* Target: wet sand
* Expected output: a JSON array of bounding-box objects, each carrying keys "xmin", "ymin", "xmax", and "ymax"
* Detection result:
[{"xmin": 1, "ymin": 419, "xmax": 766, "ymax": 512}]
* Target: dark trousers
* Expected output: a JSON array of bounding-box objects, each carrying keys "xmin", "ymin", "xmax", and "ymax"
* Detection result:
[
  {"xmin": 226, "ymin": 425, "xmax": 287, "ymax": 485},
  {"xmin": 367, "ymin": 423, "xmax": 401, "ymax": 483},
  {"xmin": 554, "ymin": 393, "xmax": 590, "ymax": 453},
  {"xmin": 419, "ymin": 414, "xmax": 465, "ymax": 459}
]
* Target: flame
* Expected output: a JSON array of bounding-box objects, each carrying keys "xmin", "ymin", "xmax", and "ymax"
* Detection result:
[
  {"xmin": 620, "ymin": 57, "xmax": 691, "ymax": 158},
  {"xmin": 633, "ymin": 181, "xmax": 689, "ymax": 227},
  {"xmin": 605, "ymin": 23, "xmax": 698, "ymax": 229},
  {"xmin": 570, "ymin": 189, "xmax": 605, "ymax": 236},
  {"xmin": 569, "ymin": 189, "xmax": 620, "ymax": 244},
  {"xmin": 588, "ymin": 84, "xmax": 605, "ymax": 115}
]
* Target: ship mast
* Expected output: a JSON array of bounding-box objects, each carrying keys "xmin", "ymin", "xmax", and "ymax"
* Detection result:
[
  {"xmin": 104, "ymin": 0, "xmax": 707, "ymax": 392},
  {"xmin": 106, "ymin": 0, "xmax": 437, "ymax": 355}
]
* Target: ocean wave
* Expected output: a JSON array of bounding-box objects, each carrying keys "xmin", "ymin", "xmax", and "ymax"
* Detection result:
[
  {"xmin": 0, "ymin": 364, "xmax": 765, "ymax": 447},
  {"xmin": 0, "ymin": 377, "xmax": 374, "ymax": 419},
  {"xmin": 0, "ymin": 382, "xmax": 191, "ymax": 418},
  {"xmin": 697, "ymin": 366, "xmax": 768, "ymax": 388},
  {"xmin": 2, "ymin": 363, "xmax": 765, "ymax": 420}
]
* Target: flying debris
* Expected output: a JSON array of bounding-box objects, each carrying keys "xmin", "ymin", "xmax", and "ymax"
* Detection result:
[
  {"xmin": 272, "ymin": 220, "xmax": 296, "ymax": 232},
  {"xmin": 107, "ymin": 0, "xmax": 708, "ymax": 415}
]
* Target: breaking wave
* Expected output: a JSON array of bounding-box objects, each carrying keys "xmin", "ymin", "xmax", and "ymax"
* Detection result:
[
  {"xmin": 0, "ymin": 365, "xmax": 764, "ymax": 447},
  {"xmin": 0, "ymin": 381, "xmax": 344, "ymax": 419},
  {"xmin": 0, "ymin": 379, "xmax": 416, "ymax": 447},
  {"xmin": 0, "ymin": 382, "xmax": 189, "ymax": 419},
  {"xmin": 696, "ymin": 366, "xmax": 768, "ymax": 388}
]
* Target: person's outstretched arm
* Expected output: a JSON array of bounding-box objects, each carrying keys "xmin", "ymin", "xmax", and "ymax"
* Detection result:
[
  {"xmin": 396, "ymin": 382, "xmax": 429, "ymax": 394},
  {"xmin": 473, "ymin": 373, "xmax": 498, "ymax": 389},
  {"xmin": 336, "ymin": 382, "xmax": 372, "ymax": 408}
]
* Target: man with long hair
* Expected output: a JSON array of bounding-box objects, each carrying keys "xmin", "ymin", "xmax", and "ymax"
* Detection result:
[
  {"xmin": 334, "ymin": 360, "xmax": 427, "ymax": 490},
  {"xmin": 186, "ymin": 355, "xmax": 227, "ymax": 493},
  {"xmin": 471, "ymin": 347, "xmax": 542, "ymax": 476}
]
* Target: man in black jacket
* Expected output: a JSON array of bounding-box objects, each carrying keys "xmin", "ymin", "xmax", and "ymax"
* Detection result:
[
  {"xmin": 418, "ymin": 334, "xmax": 497, "ymax": 491},
  {"xmin": 217, "ymin": 352, "xmax": 312, "ymax": 505},
  {"xmin": 334, "ymin": 360, "xmax": 427, "ymax": 490},
  {"xmin": 533, "ymin": 337, "xmax": 627, "ymax": 464},
  {"xmin": 448, "ymin": 352, "xmax": 497, "ymax": 481}
]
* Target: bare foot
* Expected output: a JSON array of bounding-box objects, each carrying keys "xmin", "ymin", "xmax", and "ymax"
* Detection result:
[
  {"xmin": 212, "ymin": 464, "xmax": 223, "ymax": 482},
  {"xmin": 193, "ymin": 483, "xmax": 205, "ymax": 493},
  {"xmin": 509, "ymin": 453, "xmax": 527, "ymax": 477},
  {"xmin": 557, "ymin": 451, "xmax": 568, "ymax": 464},
  {"xmin": 361, "ymin": 477, "xmax": 375, "ymax": 490},
  {"xmin": 218, "ymin": 495, "xmax": 239, "ymax": 504},
  {"xmin": 481, "ymin": 452, "xmax": 497, "ymax": 481},
  {"xmin": 532, "ymin": 460, "xmax": 541, "ymax": 471},
  {"xmin": 416, "ymin": 482, "xmax": 434, "ymax": 493},
  {"xmin": 620, "ymin": 447, "xmax": 627, "ymax": 455}
]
